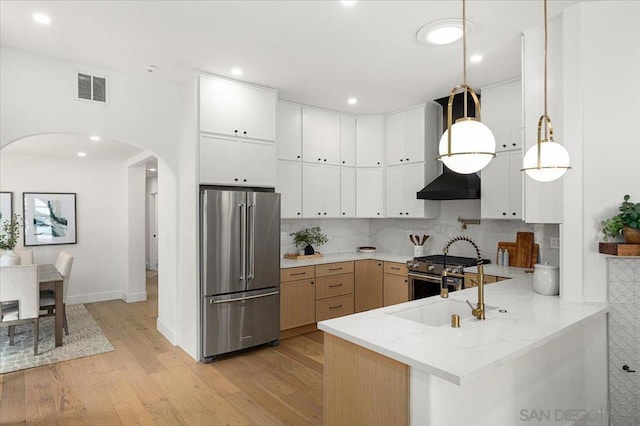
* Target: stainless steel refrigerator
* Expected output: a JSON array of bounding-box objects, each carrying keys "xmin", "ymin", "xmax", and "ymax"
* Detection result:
[{"xmin": 200, "ymin": 186, "xmax": 280, "ymax": 362}]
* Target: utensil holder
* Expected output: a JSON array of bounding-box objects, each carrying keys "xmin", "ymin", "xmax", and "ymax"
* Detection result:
[{"xmin": 413, "ymin": 245, "xmax": 424, "ymax": 257}]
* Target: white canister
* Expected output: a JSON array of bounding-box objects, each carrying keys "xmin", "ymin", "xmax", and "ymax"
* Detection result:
[
  {"xmin": 413, "ymin": 245, "xmax": 424, "ymax": 257},
  {"xmin": 532, "ymin": 262, "xmax": 559, "ymax": 296}
]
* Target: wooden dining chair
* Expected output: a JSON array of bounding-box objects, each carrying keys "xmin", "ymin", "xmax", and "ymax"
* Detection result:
[
  {"xmin": 0, "ymin": 265, "xmax": 40, "ymax": 355},
  {"xmin": 40, "ymin": 251, "xmax": 74, "ymax": 335}
]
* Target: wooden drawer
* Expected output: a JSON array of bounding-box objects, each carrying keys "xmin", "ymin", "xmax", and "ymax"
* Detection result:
[
  {"xmin": 383, "ymin": 261, "xmax": 408, "ymax": 276},
  {"xmin": 281, "ymin": 266, "xmax": 315, "ymax": 282},
  {"xmin": 316, "ymin": 294, "xmax": 355, "ymax": 322},
  {"xmin": 316, "ymin": 274, "xmax": 354, "ymax": 300},
  {"xmin": 316, "ymin": 261, "xmax": 354, "ymax": 278}
]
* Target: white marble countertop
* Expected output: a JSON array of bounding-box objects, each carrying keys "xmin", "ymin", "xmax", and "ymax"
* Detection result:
[
  {"xmin": 280, "ymin": 251, "xmax": 412, "ymax": 268},
  {"xmin": 318, "ymin": 275, "xmax": 609, "ymax": 386}
]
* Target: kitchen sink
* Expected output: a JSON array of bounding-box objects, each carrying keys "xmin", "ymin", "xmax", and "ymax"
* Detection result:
[{"xmin": 388, "ymin": 299, "xmax": 495, "ymax": 327}]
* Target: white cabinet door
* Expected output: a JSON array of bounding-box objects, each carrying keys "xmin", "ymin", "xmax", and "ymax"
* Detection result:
[
  {"xmin": 200, "ymin": 135, "xmax": 274, "ymax": 186},
  {"xmin": 340, "ymin": 114, "xmax": 356, "ymax": 166},
  {"xmin": 386, "ymin": 111, "xmax": 405, "ymax": 166},
  {"xmin": 277, "ymin": 101, "xmax": 302, "ymax": 161},
  {"xmin": 404, "ymin": 106, "xmax": 425, "ymax": 164},
  {"xmin": 340, "ymin": 167, "xmax": 356, "ymax": 218},
  {"xmin": 482, "ymin": 80, "xmax": 521, "ymax": 152},
  {"xmin": 404, "ymin": 163, "xmax": 425, "ymax": 217},
  {"xmin": 356, "ymin": 168, "xmax": 384, "ymax": 218},
  {"xmin": 356, "ymin": 115, "xmax": 385, "ymax": 167},
  {"xmin": 386, "ymin": 166, "xmax": 404, "ymax": 217},
  {"xmin": 302, "ymin": 164, "xmax": 340, "ymax": 218},
  {"xmin": 200, "ymin": 76, "xmax": 240, "ymax": 136},
  {"xmin": 508, "ymin": 150, "xmax": 523, "ymax": 219},
  {"xmin": 276, "ymin": 161, "xmax": 302, "ymax": 218},
  {"xmin": 386, "ymin": 163, "xmax": 425, "ymax": 218},
  {"xmin": 200, "ymin": 75, "xmax": 276, "ymax": 142},
  {"xmin": 239, "ymin": 84, "xmax": 276, "ymax": 142},
  {"xmin": 243, "ymin": 140, "xmax": 275, "ymax": 186},
  {"xmin": 480, "ymin": 150, "xmax": 522, "ymax": 219},
  {"xmin": 302, "ymin": 107, "xmax": 340, "ymax": 165}
]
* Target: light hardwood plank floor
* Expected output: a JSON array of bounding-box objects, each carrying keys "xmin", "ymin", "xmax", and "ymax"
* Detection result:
[{"xmin": 0, "ymin": 274, "xmax": 324, "ymax": 425}]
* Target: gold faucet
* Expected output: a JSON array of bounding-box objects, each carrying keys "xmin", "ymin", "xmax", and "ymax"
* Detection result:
[{"xmin": 442, "ymin": 236, "xmax": 486, "ymax": 320}]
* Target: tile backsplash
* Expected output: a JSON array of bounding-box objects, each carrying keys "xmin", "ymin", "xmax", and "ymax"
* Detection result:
[{"xmin": 281, "ymin": 200, "xmax": 560, "ymax": 266}]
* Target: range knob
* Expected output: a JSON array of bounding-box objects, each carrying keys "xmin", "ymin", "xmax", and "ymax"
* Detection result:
[{"xmin": 427, "ymin": 265, "xmax": 435, "ymax": 271}]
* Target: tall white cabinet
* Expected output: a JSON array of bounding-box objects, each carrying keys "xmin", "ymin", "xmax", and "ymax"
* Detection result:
[{"xmin": 199, "ymin": 75, "xmax": 277, "ymax": 187}]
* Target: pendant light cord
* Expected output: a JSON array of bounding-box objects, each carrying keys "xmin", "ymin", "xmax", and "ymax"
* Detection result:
[
  {"xmin": 543, "ymin": 0, "xmax": 548, "ymax": 139},
  {"xmin": 462, "ymin": 0, "xmax": 468, "ymax": 118}
]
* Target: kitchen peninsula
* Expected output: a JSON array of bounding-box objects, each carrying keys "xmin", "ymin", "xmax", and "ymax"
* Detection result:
[{"xmin": 318, "ymin": 275, "xmax": 609, "ymax": 426}]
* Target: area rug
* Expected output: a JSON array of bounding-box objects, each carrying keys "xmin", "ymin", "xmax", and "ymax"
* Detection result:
[{"xmin": 0, "ymin": 304, "xmax": 114, "ymax": 374}]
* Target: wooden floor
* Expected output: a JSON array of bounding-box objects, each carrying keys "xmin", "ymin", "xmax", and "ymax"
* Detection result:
[{"xmin": 0, "ymin": 275, "xmax": 324, "ymax": 425}]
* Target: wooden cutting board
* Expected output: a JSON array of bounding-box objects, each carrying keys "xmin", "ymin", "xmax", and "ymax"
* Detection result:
[{"xmin": 515, "ymin": 232, "xmax": 535, "ymax": 268}]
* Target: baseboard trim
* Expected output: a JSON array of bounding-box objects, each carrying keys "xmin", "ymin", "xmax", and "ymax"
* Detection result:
[
  {"xmin": 66, "ymin": 291, "xmax": 122, "ymax": 305},
  {"xmin": 121, "ymin": 291, "xmax": 148, "ymax": 303},
  {"xmin": 157, "ymin": 318, "xmax": 177, "ymax": 345}
]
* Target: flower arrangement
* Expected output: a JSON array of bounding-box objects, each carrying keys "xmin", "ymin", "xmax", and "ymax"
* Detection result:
[{"xmin": 290, "ymin": 227, "xmax": 328, "ymax": 255}]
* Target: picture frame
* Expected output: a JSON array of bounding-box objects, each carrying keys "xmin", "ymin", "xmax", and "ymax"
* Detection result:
[
  {"xmin": 23, "ymin": 192, "xmax": 77, "ymax": 246},
  {"xmin": 0, "ymin": 192, "xmax": 12, "ymax": 227}
]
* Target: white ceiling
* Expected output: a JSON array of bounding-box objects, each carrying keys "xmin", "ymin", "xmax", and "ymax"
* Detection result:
[
  {"xmin": 0, "ymin": 0, "xmax": 581, "ymax": 115},
  {"xmin": 1, "ymin": 133, "xmax": 143, "ymax": 162}
]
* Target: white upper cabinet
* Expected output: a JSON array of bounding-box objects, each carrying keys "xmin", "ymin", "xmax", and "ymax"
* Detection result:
[
  {"xmin": 340, "ymin": 167, "xmax": 356, "ymax": 218},
  {"xmin": 356, "ymin": 115, "xmax": 385, "ymax": 167},
  {"xmin": 276, "ymin": 101, "xmax": 302, "ymax": 161},
  {"xmin": 200, "ymin": 135, "xmax": 274, "ymax": 187},
  {"xmin": 199, "ymin": 75, "xmax": 277, "ymax": 142},
  {"xmin": 386, "ymin": 105, "xmax": 425, "ymax": 166},
  {"xmin": 480, "ymin": 150, "xmax": 522, "ymax": 220},
  {"xmin": 481, "ymin": 79, "xmax": 522, "ymax": 152},
  {"xmin": 302, "ymin": 164, "xmax": 341, "ymax": 218},
  {"xmin": 386, "ymin": 163, "xmax": 426, "ymax": 218},
  {"xmin": 356, "ymin": 168, "xmax": 384, "ymax": 218},
  {"xmin": 276, "ymin": 161, "xmax": 302, "ymax": 218},
  {"xmin": 340, "ymin": 114, "xmax": 357, "ymax": 166},
  {"xmin": 302, "ymin": 107, "xmax": 341, "ymax": 165}
]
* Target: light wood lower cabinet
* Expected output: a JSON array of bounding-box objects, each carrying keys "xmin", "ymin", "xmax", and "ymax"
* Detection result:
[
  {"xmin": 316, "ymin": 294, "xmax": 355, "ymax": 322},
  {"xmin": 354, "ymin": 260, "xmax": 383, "ymax": 313},
  {"xmin": 280, "ymin": 266, "xmax": 316, "ymax": 331},
  {"xmin": 316, "ymin": 274, "xmax": 354, "ymax": 299},
  {"xmin": 315, "ymin": 261, "xmax": 355, "ymax": 322},
  {"xmin": 383, "ymin": 261, "xmax": 409, "ymax": 307},
  {"xmin": 463, "ymin": 273, "xmax": 507, "ymax": 289}
]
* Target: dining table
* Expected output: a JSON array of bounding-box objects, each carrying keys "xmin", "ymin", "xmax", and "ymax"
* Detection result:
[{"xmin": 38, "ymin": 264, "xmax": 64, "ymax": 347}]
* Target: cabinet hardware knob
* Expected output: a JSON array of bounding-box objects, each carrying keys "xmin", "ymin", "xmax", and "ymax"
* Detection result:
[
  {"xmin": 297, "ymin": 212, "xmax": 301, "ymax": 215},
  {"xmin": 318, "ymin": 158, "xmax": 322, "ymax": 161},
  {"xmin": 323, "ymin": 212, "xmax": 327, "ymax": 215},
  {"xmin": 234, "ymin": 178, "xmax": 239, "ymax": 181},
  {"xmin": 243, "ymin": 131, "xmax": 247, "ymax": 135},
  {"xmin": 406, "ymin": 158, "xmax": 409, "ymax": 161},
  {"xmin": 297, "ymin": 155, "xmax": 300, "ymax": 159},
  {"xmin": 512, "ymin": 212, "xmax": 516, "ymax": 215},
  {"xmin": 342, "ymin": 161, "xmax": 345, "ymax": 164},
  {"xmin": 311, "ymin": 281, "xmax": 314, "ymax": 284},
  {"xmin": 243, "ymin": 179, "xmax": 247, "ymax": 182},
  {"xmin": 318, "ymin": 212, "xmax": 321, "ymax": 215},
  {"xmin": 502, "ymin": 212, "xmax": 507, "ymax": 216},
  {"xmin": 512, "ymin": 143, "xmax": 516, "ymax": 146},
  {"xmin": 399, "ymin": 212, "xmax": 403, "ymax": 215},
  {"xmin": 502, "ymin": 144, "xmax": 506, "ymax": 148},
  {"xmin": 378, "ymin": 263, "xmax": 381, "ymax": 266},
  {"xmin": 377, "ymin": 212, "xmax": 380, "ymax": 215},
  {"xmin": 405, "ymin": 212, "xmax": 409, "ymax": 215},
  {"xmin": 400, "ymin": 159, "xmax": 403, "ymax": 162},
  {"xmin": 324, "ymin": 159, "xmax": 327, "ymax": 162},
  {"xmin": 234, "ymin": 130, "xmax": 238, "ymax": 133},
  {"xmin": 342, "ymin": 212, "xmax": 345, "ymax": 215},
  {"xmin": 377, "ymin": 162, "xmax": 380, "ymax": 165}
]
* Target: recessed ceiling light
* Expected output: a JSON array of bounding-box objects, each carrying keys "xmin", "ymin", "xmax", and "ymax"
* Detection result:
[
  {"xmin": 341, "ymin": 1, "xmax": 357, "ymax": 6},
  {"xmin": 90, "ymin": 135, "xmax": 101, "ymax": 142},
  {"xmin": 231, "ymin": 68, "xmax": 243, "ymax": 76},
  {"xmin": 77, "ymin": 152, "xmax": 87, "ymax": 157},
  {"xmin": 416, "ymin": 19, "xmax": 475, "ymax": 46},
  {"xmin": 470, "ymin": 54, "xmax": 483, "ymax": 63},
  {"xmin": 149, "ymin": 168, "xmax": 157, "ymax": 172},
  {"xmin": 32, "ymin": 13, "xmax": 51, "ymax": 25},
  {"xmin": 347, "ymin": 97, "xmax": 358, "ymax": 105}
]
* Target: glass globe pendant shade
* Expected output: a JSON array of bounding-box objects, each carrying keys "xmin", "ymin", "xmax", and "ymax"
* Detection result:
[
  {"xmin": 522, "ymin": 141, "xmax": 570, "ymax": 182},
  {"xmin": 438, "ymin": 119, "xmax": 496, "ymax": 174}
]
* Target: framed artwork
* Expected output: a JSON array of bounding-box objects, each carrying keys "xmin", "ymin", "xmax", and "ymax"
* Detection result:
[
  {"xmin": 23, "ymin": 192, "xmax": 77, "ymax": 246},
  {"xmin": 0, "ymin": 192, "xmax": 12, "ymax": 227}
]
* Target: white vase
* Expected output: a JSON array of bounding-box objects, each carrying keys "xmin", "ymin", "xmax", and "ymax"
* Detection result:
[
  {"xmin": 0, "ymin": 250, "xmax": 21, "ymax": 266},
  {"xmin": 532, "ymin": 263, "xmax": 559, "ymax": 296}
]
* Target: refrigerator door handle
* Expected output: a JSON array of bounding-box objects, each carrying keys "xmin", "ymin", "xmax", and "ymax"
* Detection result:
[
  {"xmin": 248, "ymin": 203, "xmax": 255, "ymax": 279},
  {"xmin": 239, "ymin": 203, "xmax": 247, "ymax": 281},
  {"xmin": 210, "ymin": 290, "xmax": 279, "ymax": 304}
]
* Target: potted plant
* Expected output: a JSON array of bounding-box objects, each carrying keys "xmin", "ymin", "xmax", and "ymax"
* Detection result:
[
  {"xmin": 602, "ymin": 194, "xmax": 640, "ymax": 244},
  {"xmin": 0, "ymin": 213, "xmax": 23, "ymax": 266},
  {"xmin": 290, "ymin": 227, "xmax": 328, "ymax": 255}
]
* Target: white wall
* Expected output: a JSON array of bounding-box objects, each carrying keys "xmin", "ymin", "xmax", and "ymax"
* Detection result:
[
  {"xmin": 559, "ymin": 2, "xmax": 640, "ymax": 302},
  {"xmin": 0, "ymin": 46, "xmax": 188, "ymax": 354},
  {"xmin": 0, "ymin": 152, "xmax": 129, "ymax": 303}
]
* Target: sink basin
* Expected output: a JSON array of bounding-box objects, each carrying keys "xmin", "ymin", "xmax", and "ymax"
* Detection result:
[{"xmin": 389, "ymin": 299, "xmax": 494, "ymax": 327}]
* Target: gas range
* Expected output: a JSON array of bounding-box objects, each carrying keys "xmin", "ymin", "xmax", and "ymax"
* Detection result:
[{"xmin": 407, "ymin": 255, "xmax": 490, "ymax": 277}]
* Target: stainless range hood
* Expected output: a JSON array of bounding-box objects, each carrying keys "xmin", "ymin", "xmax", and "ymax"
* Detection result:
[
  {"xmin": 417, "ymin": 92, "xmax": 481, "ymax": 200},
  {"xmin": 417, "ymin": 166, "xmax": 480, "ymax": 200}
]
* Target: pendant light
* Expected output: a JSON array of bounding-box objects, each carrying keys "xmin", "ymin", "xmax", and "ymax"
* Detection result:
[
  {"xmin": 522, "ymin": 0, "xmax": 571, "ymax": 182},
  {"xmin": 436, "ymin": 0, "xmax": 495, "ymax": 174}
]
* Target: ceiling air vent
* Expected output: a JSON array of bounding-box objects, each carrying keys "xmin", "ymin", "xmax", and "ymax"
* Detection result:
[{"xmin": 77, "ymin": 73, "xmax": 107, "ymax": 103}]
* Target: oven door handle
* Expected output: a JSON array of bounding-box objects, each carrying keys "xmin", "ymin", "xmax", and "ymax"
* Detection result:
[{"xmin": 408, "ymin": 272, "xmax": 443, "ymax": 283}]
